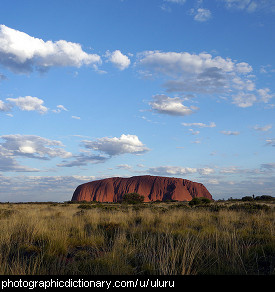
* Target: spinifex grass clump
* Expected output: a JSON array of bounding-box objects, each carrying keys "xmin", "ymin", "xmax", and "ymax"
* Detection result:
[{"xmin": 0, "ymin": 201, "xmax": 274, "ymax": 275}]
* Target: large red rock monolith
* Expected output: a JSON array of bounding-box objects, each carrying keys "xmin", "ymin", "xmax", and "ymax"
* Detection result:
[{"xmin": 71, "ymin": 175, "xmax": 212, "ymax": 202}]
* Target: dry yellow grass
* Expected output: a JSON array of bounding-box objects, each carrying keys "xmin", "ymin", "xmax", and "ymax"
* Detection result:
[{"xmin": 0, "ymin": 201, "xmax": 274, "ymax": 275}]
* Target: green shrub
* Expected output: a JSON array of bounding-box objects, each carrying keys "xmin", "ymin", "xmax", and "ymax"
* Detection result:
[
  {"xmin": 255, "ymin": 195, "xmax": 274, "ymax": 201},
  {"xmin": 121, "ymin": 193, "xmax": 145, "ymax": 204},
  {"xmin": 189, "ymin": 197, "xmax": 211, "ymax": 207},
  {"xmin": 241, "ymin": 196, "xmax": 254, "ymax": 201},
  {"xmin": 229, "ymin": 203, "xmax": 271, "ymax": 213}
]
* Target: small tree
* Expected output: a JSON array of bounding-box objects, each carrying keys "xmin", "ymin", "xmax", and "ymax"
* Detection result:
[
  {"xmin": 189, "ymin": 197, "xmax": 201, "ymax": 207},
  {"xmin": 121, "ymin": 193, "xmax": 145, "ymax": 204}
]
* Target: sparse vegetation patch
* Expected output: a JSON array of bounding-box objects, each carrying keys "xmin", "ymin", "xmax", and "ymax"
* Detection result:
[{"xmin": 0, "ymin": 199, "xmax": 274, "ymax": 275}]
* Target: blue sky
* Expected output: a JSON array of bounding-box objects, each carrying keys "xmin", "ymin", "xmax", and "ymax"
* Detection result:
[{"xmin": 0, "ymin": 0, "xmax": 275, "ymax": 202}]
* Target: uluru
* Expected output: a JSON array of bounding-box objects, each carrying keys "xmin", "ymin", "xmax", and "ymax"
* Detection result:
[{"xmin": 72, "ymin": 175, "xmax": 212, "ymax": 202}]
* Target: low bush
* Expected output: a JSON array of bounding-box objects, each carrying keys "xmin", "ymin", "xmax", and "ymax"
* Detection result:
[
  {"xmin": 189, "ymin": 197, "xmax": 211, "ymax": 207},
  {"xmin": 255, "ymin": 195, "xmax": 274, "ymax": 201},
  {"xmin": 241, "ymin": 196, "xmax": 254, "ymax": 201},
  {"xmin": 229, "ymin": 203, "xmax": 271, "ymax": 213},
  {"xmin": 121, "ymin": 193, "xmax": 145, "ymax": 204}
]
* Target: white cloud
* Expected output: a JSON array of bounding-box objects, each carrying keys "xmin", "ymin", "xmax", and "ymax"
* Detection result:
[
  {"xmin": 260, "ymin": 64, "xmax": 275, "ymax": 74},
  {"xmin": 116, "ymin": 164, "xmax": 133, "ymax": 170},
  {"xmin": 164, "ymin": 0, "xmax": 186, "ymax": 4},
  {"xmin": 266, "ymin": 138, "xmax": 275, "ymax": 147},
  {"xmin": 149, "ymin": 166, "xmax": 197, "ymax": 176},
  {"xmin": 207, "ymin": 178, "xmax": 220, "ymax": 185},
  {"xmin": 0, "ymin": 99, "xmax": 11, "ymax": 111},
  {"xmin": 0, "ymin": 145, "xmax": 38, "ymax": 172},
  {"xmin": 148, "ymin": 165, "xmax": 215, "ymax": 176},
  {"xmin": 220, "ymin": 130, "xmax": 240, "ymax": 135},
  {"xmin": 72, "ymin": 115, "xmax": 81, "ymax": 120},
  {"xmin": 138, "ymin": 50, "xmax": 273, "ymax": 107},
  {"xmin": 0, "ymin": 134, "xmax": 72, "ymax": 160},
  {"xmin": 198, "ymin": 167, "xmax": 215, "ymax": 175},
  {"xmin": 236, "ymin": 62, "xmax": 253, "ymax": 73},
  {"xmin": 138, "ymin": 51, "xmax": 237, "ymax": 95},
  {"xmin": 57, "ymin": 153, "xmax": 108, "ymax": 167},
  {"xmin": 83, "ymin": 134, "xmax": 150, "ymax": 156},
  {"xmin": 232, "ymin": 77, "xmax": 255, "ymax": 91},
  {"xmin": 52, "ymin": 104, "xmax": 68, "ymax": 113},
  {"xmin": 149, "ymin": 94, "xmax": 195, "ymax": 116},
  {"xmin": 258, "ymin": 88, "xmax": 273, "ymax": 103},
  {"xmin": 232, "ymin": 92, "xmax": 257, "ymax": 107},
  {"xmin": 0, "ymin": 174, "xmax": 101, "ymax": 202},
  {"xmin": 192, "ymin": 8, "xmax": 212, "ymax": 22},
  {"xmin": 220, "ymin": 0, "xmax": 275, "ymax": 13},
  {"xmin": 182, "ymin": 122, "xmax": 216, "ymax": 128},
  {"xmin": 139, "ymin": 51, "xmax": 237, "ymax": 76},
  {"xmin": 253, "ymin": 124, "xmax": 272, "ymax": 132},
  {"xmin": 192, "ymin": 139, "xmax": 202, "ymax": 144},
  {"xmin": 189, "ymin": 129, "xmax": 200, "ymax": 135},
  {"xmin": 220, "ymin": 166, "xmax": 242, "ymax": 174},
  {"xmin": 106, "ymin": 50, "xmax": 131, "ymax": 70},
  {"xmin": 6, "ymin": 96, "xmax": 48, "ymax": 114},
  {"xmin": 0, "ymin": 25, "xmax": 101, "ymax": 73}
]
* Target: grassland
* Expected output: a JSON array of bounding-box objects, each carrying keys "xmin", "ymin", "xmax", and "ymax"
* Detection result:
[{"xmin": 0, "ymin": 200, "xmax": 274, "ymax": 275}]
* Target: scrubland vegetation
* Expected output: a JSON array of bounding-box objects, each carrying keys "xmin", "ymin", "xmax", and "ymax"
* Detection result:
[{"xmin": 0, "ymin": 197, "xmax": 274, "ymax": 275}]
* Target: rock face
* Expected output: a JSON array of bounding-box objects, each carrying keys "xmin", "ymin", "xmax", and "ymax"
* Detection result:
[{"xmin": 71, "ymin": 175, "xmax": 212, "ymax": 202}]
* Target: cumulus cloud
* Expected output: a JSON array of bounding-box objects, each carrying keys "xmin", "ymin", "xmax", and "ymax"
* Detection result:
[
  {"xmin": 149, "ymin": 94, "xmax": 195, "ymax": 116},
  {"xmin": 0, "ymin": 145, "xmax": 38, "ymax": 172},
  {"xmin": 105, "ymin": 50, "xmax": 131, "ymax": 70},
  {"xmin": 0, "ymin": 25, "xmax": 101, "ymax": 73},
  {"xmin": 6, "ymin": 96, "xmax": 48, "ymax": 114},
  {"xmin": 138, "ymin": 50, "xmax": 273, "ymax": 107},
  {"xmin": 232, "ymin": 92, "xmax": 257, "ymax": 107},
  {"xmin": 58, "ymin": 135, "xmax": 146, "ymax": 168},
  {"xmin": 258, "ymin": 88, "xmax": 273, "ymax": 103},
  {"xmin": 139, "ymin": 51, "xmax": 234, "ymax": 77},
  {"xmin": 1, "ymin": 96, "xmax": 71, "ymax": 116},
  {"xmin": 138, "ymin": 51, "xmax": 240, "ymax": 95},
  {"xmin": 0, "ymin": 134, "xmax": 72, "ymax": 160},
  {"xmin": 236, "ymin": 62, "xmax": 253, "ymax": 73},
  {"xmin": 83, "ymin": 134, "xmax": 150, "ymax": 156}
]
